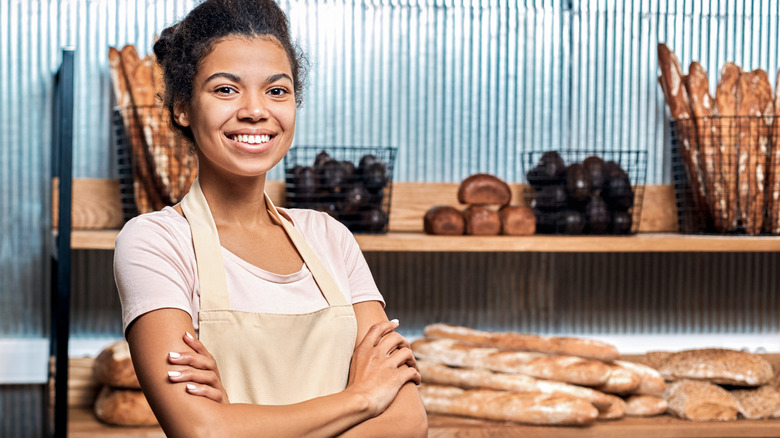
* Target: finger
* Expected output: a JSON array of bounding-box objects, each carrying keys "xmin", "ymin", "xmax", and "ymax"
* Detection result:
[
  {"xmin": 182, "ymin": 331, "xmax": 211, "ymax": 358},
  {"xmin": 167, "ymin": 368, "xmax": 221, "ymax": 388},
  {"xmin": 362, "ymin": 320, "xmax": 400, "ymax": 348},
  {"xmin": 168, "ymin": 350, "xmax": 219, "ymax": 372},
  {"xmin": 184, "ymin": 383, "xmax": 225, "ymax": 403},
  {"xmin": 376, "ymin": 331, "xmax": 407, "ymax": 356}
]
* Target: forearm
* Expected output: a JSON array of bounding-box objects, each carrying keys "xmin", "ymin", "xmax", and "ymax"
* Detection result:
[{"xmin": 336, "ymin": 382, "xmax": 428, "ymax": 438}]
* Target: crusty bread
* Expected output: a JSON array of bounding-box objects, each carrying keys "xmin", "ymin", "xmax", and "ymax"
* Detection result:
[
  {"xmin": 664, "ymin": 379, "xmax": 738, "ymax": 421},
  {"xmin": 597, "ymin": 394, "xmax": 626, "ymax": 421},
  {"xmin": 93, "ymin": 340, "xmax": 140, "ymax": 389},
  {"xmin": 730, "ymin": 385, "xmax": 780, "ymax": 420},
  {"xmin": 652, "ymin": 348, "xmax": 773, "ymax": 386},
  {"xmin": 767, "ymin": 69, "xmax": 780, "ymax": 234},
  {"xmin": 595, "ymin": 363, "xmax": 641, "ymax": 395},
  {"xmin": 715, "ymin": 62, "xmax": 742, "ymax": 231},
  {"xmin": 419, "ymin": 384, "xmax": 598, "ymax": 426},
  {"xmin": 424, "ymin": 206, "xmax": 465, "ymax": 235},
  {"xmin": 462, "ymin": 205, "xmax": 501, "ymax": 235},
  {"xmin": 416, "ymin": 359, "xmax": 613, "ymax": 409},
  {"xmin": 457, "ymin": 174, "xmax": 511, "ymax": 206},
  {"xmin": 423, "ymin": 323, "xmax": 620, "ymax": 362},
  {"xmin": 94, "ymin": 386, "xmax": 158, "ymax": 426},
  {"xmin": 411, "ymin": 338, "xmax": 611, "ymax": 386},
  {"xmin": 498, "ymin": 205, "xmax": 536, "ymax": 235},
  {"xmin": 624, "ymin": 395, "xmax": 668, "ymax": 417},
  {"xmin": 612, "ymin": 359, "xmax": 666, "ymax": 396}
]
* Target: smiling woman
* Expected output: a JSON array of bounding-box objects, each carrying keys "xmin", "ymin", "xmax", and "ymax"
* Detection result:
[{"xmin": 113, "ymin": 0, "xmax": 427, "ymax": 437}]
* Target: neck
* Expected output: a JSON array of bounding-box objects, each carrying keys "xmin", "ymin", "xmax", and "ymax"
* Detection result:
[{"xmin": 196, "ymin": 164, "xmax": 274, "ymax": 228}]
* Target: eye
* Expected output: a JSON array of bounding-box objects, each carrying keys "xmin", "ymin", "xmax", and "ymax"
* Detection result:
[
  {"xmin": 215, "ymin": 86, "xmax": 237, "ymax": 95},
  {"xmin": 268, "ymin": 87, "xmax": 290, "ymax": 97}
]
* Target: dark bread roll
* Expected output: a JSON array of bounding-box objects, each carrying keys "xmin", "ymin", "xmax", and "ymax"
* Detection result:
[
  {"xmin": 424, "ymin": 206, "xmax": 465, "ymax": 235},
  {"xmin": 93, "ymin": 340, "xmax": 140, "ymax": 389},
  {"xmin": 458, "ymin": 174, "xmax": 511, "ymax": 206},
  {"xmin": 94, "ymin": 386, "xmax": 158, "ymax": 426},
  {"xmin": 463, "ymin": 205, "xmax": 501, "ymax": 235},
  {"xmin": 499, "ymin": 205, "xmax": 536, "ymax": 235}
]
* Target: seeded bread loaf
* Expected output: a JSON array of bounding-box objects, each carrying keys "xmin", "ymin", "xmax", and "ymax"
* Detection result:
[
  {"xmin": 730, "ymin": 385, "xmax": 780, "ymax": 420},
  {"xmin": 423, "ymin": 323, "xmax": 620, "ymax": 362},
  {"xmin": 419, "ymin": 384, "xmax": 599, "ymax": 426},
  {"xmin": 423, "ymin": 206, "xmax": 465, "ymax": 235},
  {"xmin": 652, "ymin": 348, "xmax": 773, "ymax": 386},
  {"xmin": 93, "ymin": 340, "xmax": 140, "ymax": 389},
  {"xmin": 664, "ymin": 379, "xmax": 738, "ymax": 421},
  {"xmin": 94, "ymin": 386, "xmax": 158, "ymax": 426},
  {"xmin": 457, "ymin": 174, "xmax": 512, "ymax": 206}
]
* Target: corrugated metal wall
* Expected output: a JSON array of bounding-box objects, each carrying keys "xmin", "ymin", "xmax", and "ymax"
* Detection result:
[{"xmin": 2, "ymin": 0, "xmax": 780, "ymax": 435}]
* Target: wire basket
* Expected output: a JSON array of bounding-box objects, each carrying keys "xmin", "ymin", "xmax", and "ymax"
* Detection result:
[
  {"xmin": 284, "ymin": 146, "xmax": 397, "ymax": 233},
  {"xmin": 113, "ymin": 105, "xmax": 198, "ymax": 221},
  {"xmin": 521, "ymin": 149, "xmax": 648, "ymax": 235},
  {"xmin": 670, "ymin": 116, "xmax": 780, "ymax": 235}
]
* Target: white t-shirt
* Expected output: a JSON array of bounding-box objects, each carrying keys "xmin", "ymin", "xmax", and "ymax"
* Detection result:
[{"xmin": 114, "ymin": 206, "xmax": 384, "ymax": 335}]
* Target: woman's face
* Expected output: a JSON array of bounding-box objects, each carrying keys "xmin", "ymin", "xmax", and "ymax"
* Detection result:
[{"xmin": 176, "ymin": 36, "xmax": 297, "ymax": 179}]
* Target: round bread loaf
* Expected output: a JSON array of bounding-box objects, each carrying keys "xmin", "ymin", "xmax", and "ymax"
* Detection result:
[
  {"xmin": 423, "ymin": 206, "xmax": 465, "ymax": 235},
  {"xmin": 457, "ymin": 174, "xmax": 512, "ymax": 206},
  {"xmin": 94, "ymin": 386, "xmax": 158, "ymax": 426},
  {"xmin": 462, "ymin": 205, "xmax": 501, "ymax": 235},
  {"xmin": 499, "ymin": 205, "xmax": 536, "ymax": 235},
  {"xmin": 93, "ymin": 340, "xmax": 140, "ymax": 389}
]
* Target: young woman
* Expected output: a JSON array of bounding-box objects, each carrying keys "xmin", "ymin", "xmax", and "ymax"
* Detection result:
[{"xmin": 113, "ymin": 0, "xmax": 427, "ymax": 436}]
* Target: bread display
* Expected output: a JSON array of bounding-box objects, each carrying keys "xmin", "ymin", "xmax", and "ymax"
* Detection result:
[
  {"xmin": 423, "ymin": 206, "xmax": 465, "ymax": 235},
  {"xmin": 457, "ymin": 174, "xmax": 511, "ymax": 206},
  {"xmin": 419, "ymin": 384, "xmax": 599, "ymax": 426},
  {"xmin": 498, "ymin": 205, "xmax": 536, "ymax": 235},
  {"xmin": 650, "ymin": 348, "xmax": 773, "ymax": 386},
  {"xmin": 624, "ymin": 395, "xmax": 668, "ymax": 417},
  {"xmin": 424, "ymin": 323, "xmax": 620, "ymax": 362},
  {"xmin": 664, "ymin": 379, "xmax": 739, "ymax": 421},
  {"xmin": 462, "ymin": 205, "xmax": 501, "ymax": 235},
  {"xmin": 94, "ymin": 386, "xmax": 158, "ymax": 427},
  {"xmin": 92, "ymin": 340, "xmax": 140, "ymax": 389}
]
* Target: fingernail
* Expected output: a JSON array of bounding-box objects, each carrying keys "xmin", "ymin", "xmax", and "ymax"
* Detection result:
[
  {"xmin": 168, "ymin": 370, "xmax": 181, "ymax": 377},
  {"xmin": 169, "ymin": 351, "xmax": 181, "ymax": 359},
  {"xmin": 390, "ymin": 318, "xmax": 399, "ymax": 324},
  {"xmin": 186, "ymin": 384, "xmax": 197, "ymax": 391},
  {"xmin": 185, "ymin": 331, "xmax": 194, "ymax": 340}
]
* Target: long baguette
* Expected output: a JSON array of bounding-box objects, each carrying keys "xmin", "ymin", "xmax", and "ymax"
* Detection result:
[
  {"xmin": 715, "ymin": 62, "xmax": 742, "ymax": 231},
  {"xmin": 624, "ymin": 395, "xmax": 668, "ymax": 417},
  {"xmin": 416, "ymin": 359, "xmax": 613, "ymax": 409},
  {"xmin": 597, "ymin": 394, "xmax": 626, "ymax": 421},
  {"xmin": 735, "ymin": 70, "xmax": 768, "ymax": 235},
  {"xmin": 768, "ymin": 69, "xmax": 780, "ymax": 234},
  {"xmin": 594, "ymin": 363, "xmax": 641, "ymax": 395},
  {"xmin": 754, "ymin": 69, "xmax": 773, "ymax": 235},
  {"xmin": 612, "ymin": 359, "xmax": 666, "ymax": 396},
  {"xmin": 419, "ymin": 384, "xmax": 599, "ymax": 426},
  {"xmin": 412, "ymin": 338, "xmax": 611, "ymax": 386},
  {"xmin": 423, "ymin": 323, "xmax": 619, "ymax": 362}
]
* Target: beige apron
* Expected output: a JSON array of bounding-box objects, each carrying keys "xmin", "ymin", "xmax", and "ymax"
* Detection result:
[{"xmin": 180, "ymin": 179, "xmax": 357, "ymax": 405}]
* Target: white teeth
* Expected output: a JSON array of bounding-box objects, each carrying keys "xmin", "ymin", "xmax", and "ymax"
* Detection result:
[{"xmin": 231, "ymin": 134, "xmax": 271, "ymax": 144}]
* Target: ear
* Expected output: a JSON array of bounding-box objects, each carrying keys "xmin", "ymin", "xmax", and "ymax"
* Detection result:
[{"xmin": 173, "ymin": 102, "xmax": 191, "ymax": 127}]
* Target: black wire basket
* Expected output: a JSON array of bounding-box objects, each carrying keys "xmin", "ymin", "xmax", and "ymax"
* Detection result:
[
  {"xmin": 670, "ymin": 116, "xmax": 779, "ymax": 235},
  {"xmin": 521, "ymin": 149, "xmax": 648, "ymax": 235},
  {"xmin": 283, "ymin": 146, "xmax": 397, "ymax": 233}
]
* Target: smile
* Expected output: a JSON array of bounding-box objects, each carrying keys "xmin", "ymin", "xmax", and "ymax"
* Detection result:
[{"xmin": 230, "ymin": 134, "xmax": 271, "ymax": 144}]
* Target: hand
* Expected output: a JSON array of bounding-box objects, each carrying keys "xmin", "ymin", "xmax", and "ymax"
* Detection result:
[
  {"xmin": 346, "ymin": 320, "xmax": 421, "ymax": 417},
  {"xmin": 167, "ymin": 331, "xmax": 230, "ymax": 404}
]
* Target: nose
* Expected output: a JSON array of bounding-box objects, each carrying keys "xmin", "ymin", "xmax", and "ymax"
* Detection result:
[{"xmin": 237, "ymin": 92, "xmax": 269, "ymax": 121}]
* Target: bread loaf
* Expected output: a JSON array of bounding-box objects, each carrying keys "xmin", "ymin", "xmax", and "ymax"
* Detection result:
[
  {"xmin": 94, "ymin": 386, "xmax": 158, "ymax": 426},
  {"xmin": 664, "ymin": 379, "xmax": 738, "ymax": 421},
  {"xmin": 685, "ymin": 61, "xmax": 728, "ymax": 231},
  {"xmin": 653, "ymin": 348, "xmax": 773, "ymax": 386},
  {"xmin": 735, "ymin": 70, "xmax": 768, "ymax": 235},
  {"xmin": 423, "ymin": 323, "xmax": 620, "ymax": 362},
  {"xmin": 597, "ymin": 394, "xmax": 626, "ymax": 421},
  {"xmin": 462, "ymin": 205, "xmax": 501, "ymax": 235},
  {"xmin": 595, "ymin": 363, "xmax": 641, "ymax": 395},
  {"xmin": 93, "ymin": 341, "xmax": 140, "ymax": 389},
  {"xmin": 767, "ymin": 68, "xmax": 780, "ymax": 234},
  {"xmin": 624, "ymin": 395, "xmax": 668, "ymax": 417},
  {"xmin": 715, "ymin": 62, "xmax": 742, "ymax": 231},
  {"xmin": 612, "ymin": 359, "xmax": 666, "ymax": 396},
  {"xmin": 411, "ymin": 338, "xmax": 611, "ymax": 386},
  {"xmin": 457, "ymin": 174, "xmax": 511, "ymax": 206},
  {"xmin": 416, "ymin": 359, "xmax": 613, "ymax": 409},
  {"xmin": 419, "ymin": 384, "xmax": 599, "ymax": 426},
  {"xmin": 423, "ymin": 206, "xmax": 465, "ymax": 235},
  {"xmin": 730, "ymin": 385, "xmax": 780, "ymax": 420},
  {"xmin": 498, "ymin": 205, "xmax": 536, "ymax": 235}
]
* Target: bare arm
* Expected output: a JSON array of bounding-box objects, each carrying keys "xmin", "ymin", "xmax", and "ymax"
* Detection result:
[{"xmin": 127, "ymin": 308, "xmax": 418, "ymax": 438}]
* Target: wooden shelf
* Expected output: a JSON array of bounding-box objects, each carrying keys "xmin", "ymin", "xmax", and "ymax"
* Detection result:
[{"xmin": 70, "ymin": 229, "xmax": 780, "ymax": 252}]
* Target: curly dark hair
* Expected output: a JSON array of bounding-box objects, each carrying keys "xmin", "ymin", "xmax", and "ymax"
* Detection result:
[{"xmin": 153, "ymin": 0, "xmax": 308, "ymax": 142}]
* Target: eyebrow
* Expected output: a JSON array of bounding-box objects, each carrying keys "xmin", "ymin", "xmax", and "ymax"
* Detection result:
[{"xmin": 203, "ymin": 72, "xmax": 293, "ymax": 85}]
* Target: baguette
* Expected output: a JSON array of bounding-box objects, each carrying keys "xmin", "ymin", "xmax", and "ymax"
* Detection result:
[
  {"xmin": 594, "ymin": 363, "xmax": 641, "ymax": 395},
  {"xmin": 768, "ymin": 69, "xmax": 780, "ymax": 234},
  {"xmin": 411, "ymin": 338, "xmax": 611, "ymax": 386},
  {"xmin": 664, "ymin": 379, "xmax": 738, "ymax": 421},
  {"xmin": 423, "ymin": 323, "xmax": 619, "ymax": 362},
  {"xmin": 653, "ymin": 348, "xmax": 773, "ymax": 386},
  {"xmin": 612, "ymin": 359, "xmax": 666, "ymax": 396},
  {"xmin": 735, "ymin": 70, "xmax": 766, "ymax": 235},
  {"xmin": 730, "ymin": 385, "xmax": 780, "ymax": 420},
  {"xmin": 597, "ymin": 394, "xmax": 626, "ymax": 421},
  {"xmin": 419, "ymin": 384, "xmax": 599, "ymax": 426},
  {"xmin": 416, "ymin": 359, "xmax": 613, "ymax": 409},
  {"xmin": 715, "ymin": 62, "xmax": 742, "ymax": 231},
  {"xmin": 624, "ymin": 395, "xmax": 668, "ymax": 417}
]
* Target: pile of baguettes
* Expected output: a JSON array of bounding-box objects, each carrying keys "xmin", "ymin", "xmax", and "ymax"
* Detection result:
[
  {"xmin": 413, "ymin": 323, "xmax": 780, "ymax": 426},
  {"xmin": 107, "ymin": 44, "xmax": 197, "ymax": 215},
  {"xmin": 657, "ymin": 43, "xmax": 780, "ymax": 235}
]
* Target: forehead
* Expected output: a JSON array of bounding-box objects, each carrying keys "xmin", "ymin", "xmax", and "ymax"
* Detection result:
[{"xmin": 197, "ymin": 35, "xmax": 293, "ymax": 79}]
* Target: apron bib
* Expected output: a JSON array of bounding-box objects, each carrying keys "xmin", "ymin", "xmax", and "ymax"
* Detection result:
[{"xmin": 180, "ymin": 179, "xmax": 357, "ymax": 405}]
